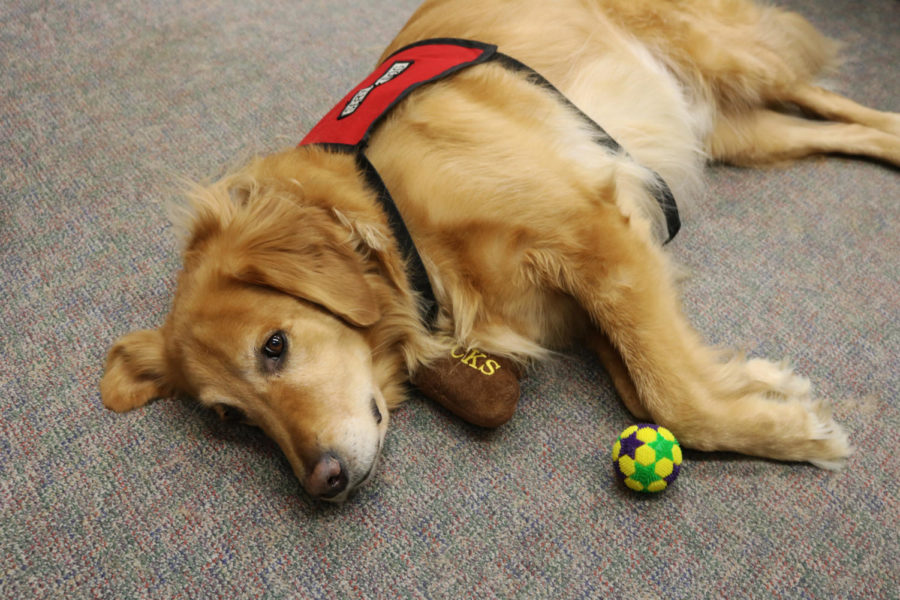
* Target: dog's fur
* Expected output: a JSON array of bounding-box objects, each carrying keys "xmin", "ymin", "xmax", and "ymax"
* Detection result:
[{"xmin": 101, "ymin": 0, "xmax": 900, "ymax": 501}]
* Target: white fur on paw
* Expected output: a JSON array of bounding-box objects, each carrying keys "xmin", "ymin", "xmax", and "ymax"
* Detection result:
[{"xmin": 745, "ymin": 358, "xmax": 811, "ymax": 400}]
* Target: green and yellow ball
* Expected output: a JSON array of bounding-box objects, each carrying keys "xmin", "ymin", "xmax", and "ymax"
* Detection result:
[{"xmin": 612, "ymin": 424, "xmax": 682, "ymax": 492}]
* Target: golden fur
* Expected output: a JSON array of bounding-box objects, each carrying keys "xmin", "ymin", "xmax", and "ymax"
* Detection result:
[{"xmin": 101, "ymin": 0, "xmax": 900, "ymax": 500}]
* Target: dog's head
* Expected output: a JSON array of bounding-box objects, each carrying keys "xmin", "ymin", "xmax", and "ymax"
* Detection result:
[{"xmin": 101, "ymin": 154, "xmax": 395, "ymax": 502}]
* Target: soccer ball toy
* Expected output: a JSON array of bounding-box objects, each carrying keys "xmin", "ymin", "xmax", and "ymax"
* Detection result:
[{"xmin": 612, "ymin": 424, "xmax": 682, "ymax": 492}]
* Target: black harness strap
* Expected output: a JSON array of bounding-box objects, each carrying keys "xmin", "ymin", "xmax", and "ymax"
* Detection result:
[
  {"xmin": 354, "ymin": 152, "xmax": 440, "ymax": 326},
  {"xmin": 491, "ymin": 52, "xmax": 681, "ymax": 242}
]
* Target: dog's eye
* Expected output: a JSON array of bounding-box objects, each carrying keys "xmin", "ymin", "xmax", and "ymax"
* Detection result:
[
  {"xmin": 262, "ymin": 332, "xmax": 286, "ymax": 359},
  {"xmin": 214, "ymin": 403, "xmax": 247, "ymax": 423}
]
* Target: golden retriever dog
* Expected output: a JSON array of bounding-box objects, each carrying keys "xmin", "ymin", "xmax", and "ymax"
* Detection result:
[{"xmin": 101, "ymin": 0, "xmax": 899, "ymax": 501}]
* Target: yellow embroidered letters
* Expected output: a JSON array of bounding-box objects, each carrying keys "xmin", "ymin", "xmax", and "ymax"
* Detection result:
[{"xmin": 449, "ymin": 346, "xmax": 501, "ymax": 376}]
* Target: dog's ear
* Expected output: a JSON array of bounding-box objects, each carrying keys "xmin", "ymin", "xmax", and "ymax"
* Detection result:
[
  {"xmin": 101, "ymin": 329, "xmax": 173, "ymax": 412},
  {"xmin": 226, "ymin": 197, "xmax": 381, "ymax": 328}
]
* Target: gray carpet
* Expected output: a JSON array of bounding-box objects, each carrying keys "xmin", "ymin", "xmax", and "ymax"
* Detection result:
[{"xmin": 2, "ymin": 0, "xmax": 898, "ymax": 597}]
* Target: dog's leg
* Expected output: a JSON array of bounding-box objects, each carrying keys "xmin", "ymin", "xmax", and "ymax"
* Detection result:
[
  {"xmin": 710, "ymin": 107, "xmax": 900, "ymax": 166},
  {"xmin": 584, "ymin": 329, "xmax": 649, "ymax": 421},
  {"xmin": 586, "ymin": 331, "xmax": 814, "ymax": 427},
  {"xmin": 787, "ymin": 84, "xmax": 900, "ymax": 137},
  {"xmin": 555, "ymin": 211, "xmax": 850, "ymax": 468}
]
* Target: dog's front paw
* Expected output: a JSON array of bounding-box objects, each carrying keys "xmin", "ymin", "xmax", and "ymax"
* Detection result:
[{"xmin": 742, "ymin": 360, "xmax": 851, "ymax": 468}]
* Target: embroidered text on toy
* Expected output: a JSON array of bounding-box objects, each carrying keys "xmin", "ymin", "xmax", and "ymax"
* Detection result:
[{"xmin": 450, "ymin": 346, "xmax": 502, "ymax": 375}]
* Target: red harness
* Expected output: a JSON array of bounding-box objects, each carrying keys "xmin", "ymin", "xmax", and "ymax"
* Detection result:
[
  {"xmin": 299, "ymin": 39, "xmax": 680, "ymax": 327},
  {"xmin": 301, "ymin": 39, "xmax": 495, "ymax": 148}
]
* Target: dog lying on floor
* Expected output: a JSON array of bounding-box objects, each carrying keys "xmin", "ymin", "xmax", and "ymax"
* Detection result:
[{"xmin": 101, "ymin": 0, "xmax": 900, "ymax": 501}]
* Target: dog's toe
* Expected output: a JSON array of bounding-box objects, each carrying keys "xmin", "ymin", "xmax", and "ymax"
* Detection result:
[
  {"xmin": 804, "ymin": 401, "xmax": 852, "ymax": 470},
  {"xmin": 744, "ymin": 358, "xmax": 811, "ymax": 400}
]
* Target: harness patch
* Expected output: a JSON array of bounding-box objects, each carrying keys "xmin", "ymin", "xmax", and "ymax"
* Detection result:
[{"xmin": 339, "ymin": 60, "xmax": 413, "ymax": 119}]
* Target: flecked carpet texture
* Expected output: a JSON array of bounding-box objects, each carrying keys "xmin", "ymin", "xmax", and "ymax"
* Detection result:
[{"xmin": 2, "ymin": 0, "xmax": 898, "ymax": 598}]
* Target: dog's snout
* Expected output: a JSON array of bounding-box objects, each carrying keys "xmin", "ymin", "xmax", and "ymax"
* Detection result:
[{"xmin": 308, "ymin": 453, "xmax": 348, "ymax": 499}]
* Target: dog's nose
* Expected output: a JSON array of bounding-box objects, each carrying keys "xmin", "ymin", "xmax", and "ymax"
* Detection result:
[{"xmin": 308, "ymin": 453, "xmax": 348, "ymax": 499}]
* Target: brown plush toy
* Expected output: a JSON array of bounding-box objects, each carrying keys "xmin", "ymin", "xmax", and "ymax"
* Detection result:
[{"xmin": 412, "ymin": 346, "xmax": 524, "ymax": 428}]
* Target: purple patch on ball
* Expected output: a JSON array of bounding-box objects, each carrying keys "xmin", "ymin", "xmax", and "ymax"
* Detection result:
[
  {"xmin": 618, "ymin": 432, "xmax": 643, "ymax": 460},
  {"xmin": 619, "ymin": 423, "xmax": 659, "ymax": 459},
  {"xmin": 664, "ymin": 463, "xmax": 681, "ymax": 484}
]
